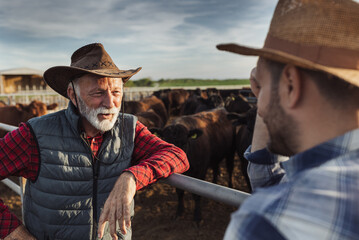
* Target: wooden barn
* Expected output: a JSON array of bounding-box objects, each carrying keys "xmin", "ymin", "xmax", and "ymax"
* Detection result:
[{"xmin": 0, "ymin": 68, "xmax": 46, "ymax": 94}]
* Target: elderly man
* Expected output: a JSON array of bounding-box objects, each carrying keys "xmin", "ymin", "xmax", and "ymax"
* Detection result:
[
  {"xmin": 217, "ymin": 0, "xmax": 359, "ymax": 239},
  {"xmin": 0, "ymin": 43, "xmax": 189, "ymax": 240}
]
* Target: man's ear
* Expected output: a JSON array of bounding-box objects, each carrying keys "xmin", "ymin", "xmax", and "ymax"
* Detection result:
[
  {"xmin": 280, "ymin": 65, "xmax": 302, "ymax": 109},
  {"xmin": 67, "ymin": 86, "xmax": 77, "ymax": 107}
]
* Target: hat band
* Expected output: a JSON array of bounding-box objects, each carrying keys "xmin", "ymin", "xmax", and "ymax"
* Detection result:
[{"xmin": 264, "ymin": 34, "xmax": 359, "ymax": 70}]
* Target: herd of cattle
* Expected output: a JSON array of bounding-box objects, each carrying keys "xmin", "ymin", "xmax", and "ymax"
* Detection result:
[
  {"xmin": 0, "ymin": 100, "xmax": 58, "ymax": 137},
  {"xmin": 124, "ymin": 87, "xmax": 257, "ymax": 223},
  {"xmin": 0, "ymin": 87, "xmax": 257, "ymax": 223}
]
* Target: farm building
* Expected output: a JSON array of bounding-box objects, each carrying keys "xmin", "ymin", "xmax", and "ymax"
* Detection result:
[{"xmin": 0, "ymin": 68, "xmax": 46, "ymax": 94}]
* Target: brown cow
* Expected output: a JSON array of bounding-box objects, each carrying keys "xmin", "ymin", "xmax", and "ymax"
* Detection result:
[
  {"xmin": 122, "ymin": 101, "xmax": 149, "ymax": 115},
  {"xmin": 153, "ymin": 88, "xmax": 189, "ymax": 117},
  {"xmin": 0, "ymin": 100, "xmax": 58, "ymax": 137},
  {"xmin": 123, "ymin": 96, "xmax": 168, "ymax": 127},
  {"xmin": 136, "ymin": 109, "xmax": 163, "ymax": 129},
  {"xmin": 140, "ymin": 95, "xmax": 168, "ymax": 126},
  {"xmin": 151, "ymin": 108, "xmax": 236, "ymax": 223}
]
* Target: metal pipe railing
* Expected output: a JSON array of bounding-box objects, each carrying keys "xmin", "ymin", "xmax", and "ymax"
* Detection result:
[
  {"xmin": 162, "ymin": 173, "xmax": 249, "ymax": 207},
  {"xmin": 0, "ymin": 122, "xmax": 17, "ymax": 132},
  {"xmin": 1, "ymin": 178, "xmax": 21, "ymax": 195},
  {"xmin": 0, "ymin": 122, "xmax": 250, "ymax": 208}
]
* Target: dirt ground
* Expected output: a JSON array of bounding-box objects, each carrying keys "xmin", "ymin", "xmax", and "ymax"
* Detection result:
[{"xmin": 0, "ymin": 157, "xmax": 250, "ymax": 240}]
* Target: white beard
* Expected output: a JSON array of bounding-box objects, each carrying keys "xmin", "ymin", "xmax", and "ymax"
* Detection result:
[{"xmin": 77, "ymin": 96, "xmax": 120, "ymax": 132}]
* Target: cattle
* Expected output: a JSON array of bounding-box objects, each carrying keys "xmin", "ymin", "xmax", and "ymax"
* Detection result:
[
  {"xmin": 0, "ymin": 100, "xmax": 58, "ymax": 137},
  {"xmin": 187, "ymin": 88, "xmax": 208, "ymax": 99},
  {"xmin": 140, "ymin": 95, "xmax": 168, "ymax": 126},
  {"xmin": 151, "ymin": 108, "xmax": 236, "ymax": 223},
  {"xmin": 136, "ymin": 109, "xmax": 163, "ymax": 129},
  {"xmin": 122, "ymin": 100, "xmax": 149, "ymax": 115},
  {"xmin": 219, "ymin": 89, "xmax": 241, "ymax": 100},
  {"xmin": 0, "ymin": 100, "xmax": 7, "ymax": 107},
  {"xmin": 180, "ymin": 94, "xmax": 224, "ymax": 116},
  {"xmin": 239, "ymin": 87, "xmax": 256, "ymax": 98},
  {"xmin": 123, "ymin": 96, "xmax": 168, "ymax": 127},
  {"xmin": 227, "ymin": 107, "xmax": 257, "ymax": 193},
  {"xmin": 153, "ymin": 88, "xmax": 189, "ymax": 116},
  {"xmin": 224, "ymin": 93, "xmax": 252, "ymax": 114}
]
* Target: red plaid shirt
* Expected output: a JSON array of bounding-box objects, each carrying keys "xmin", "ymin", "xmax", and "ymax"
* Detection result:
[{"xmin": 0, "ymin": 121, "xmax": 188, "ymax": 238}]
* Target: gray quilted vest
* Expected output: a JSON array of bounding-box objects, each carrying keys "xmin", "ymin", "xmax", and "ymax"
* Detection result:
[{"xmin": 23, "ymin": 103, "xmax": 137, "ymax": 240}]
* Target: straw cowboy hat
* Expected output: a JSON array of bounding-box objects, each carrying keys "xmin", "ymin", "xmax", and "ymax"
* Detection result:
[
  {"xmin": 44, "ymin": 43, "xmax": 142, "ymax": 98},
  {"xmin": 217, "ymin": 0, "xmax": 359, "ymax": 88}
]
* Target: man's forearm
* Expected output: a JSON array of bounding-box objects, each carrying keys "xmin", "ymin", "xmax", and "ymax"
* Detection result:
[{"xmin": 126, "ymin": 143, "xmax": 188, "ymax": 190}]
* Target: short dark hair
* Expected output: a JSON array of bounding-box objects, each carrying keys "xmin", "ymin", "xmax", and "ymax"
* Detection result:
[{"xmin": 262, "ymin": 58, "xmax": 359, "ymax": 109}]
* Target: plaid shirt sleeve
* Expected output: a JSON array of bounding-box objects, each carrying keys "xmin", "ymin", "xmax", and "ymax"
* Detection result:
[
  {"xmin": 244, "ymin": 146, "xmax": 288, "ymax": 190},
  {"xmin": 125, "ymin": 121, "xmax": 189, "ymax": 190},
  {"xmin": 0, "ymin": 122, "xmax": 40, "ymax": 238}
]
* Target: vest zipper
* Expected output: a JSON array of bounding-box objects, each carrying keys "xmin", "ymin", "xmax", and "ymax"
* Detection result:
[
  {"xmin": 92, "ymin": 158, "xmax": 100, "ymax": 240},
  {"xmin": 80, "ymin": 134, "xmax": 100, "ymax": 240}
]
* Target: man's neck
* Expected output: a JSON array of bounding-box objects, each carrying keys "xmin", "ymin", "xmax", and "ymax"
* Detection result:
[
  {"xmin": 81, "ymin": 117, "xmax": 102, "ymax": 137},
  {"xmin": 297, "ymin": 107, "xmax": 359, "ymax": 153}
]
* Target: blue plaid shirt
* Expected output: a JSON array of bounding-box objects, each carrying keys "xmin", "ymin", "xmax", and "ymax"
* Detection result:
[{"xmin": 224, "ymin": 128, "xmax": 359, "ymax": 240}]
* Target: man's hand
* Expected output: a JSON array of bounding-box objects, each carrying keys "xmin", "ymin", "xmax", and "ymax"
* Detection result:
[
  {"xmin": 251, "ymin": 114, "xmax": 270, "ymax": 152},
  {"xmin": 249, "ymin": 66, "xmax": 270, "ymax": 152},
  {"xmin": 4, "ymin": 225, "xmax": 36, "ymax": 240},
  {"xmin": 97, "ymin": 172, "xmax": 137, "ymax": 240},
  {"xmin": 249, "ymin": 67, "xmax": 259, "ymax": 97}
]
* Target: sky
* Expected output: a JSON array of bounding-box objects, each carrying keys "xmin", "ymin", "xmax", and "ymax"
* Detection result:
[{"xmin": 0, "ymin": 0, "xmax": 278, "ymax": 80}]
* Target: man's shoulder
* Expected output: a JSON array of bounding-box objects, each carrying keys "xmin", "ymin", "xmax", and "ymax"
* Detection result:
[
  {"xmin": 117, "ymin": 113, "xmax": 138, "ymax": 125},
  {"xmin": 27, "ymin": 109, "xmax": 66, "ymax": 126},
  {"xmin": 118, "ymin": 113, "xmax": 137, "ymax": 120}
]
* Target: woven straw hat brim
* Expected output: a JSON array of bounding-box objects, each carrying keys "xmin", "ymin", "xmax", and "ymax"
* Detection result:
[
  {"xmin": 217, "ymin": 43, "xmax": 359, "ymax": 88},
  {"xmin": 44, "ymin": 66, "xmax": 142, "ymax": 98}
]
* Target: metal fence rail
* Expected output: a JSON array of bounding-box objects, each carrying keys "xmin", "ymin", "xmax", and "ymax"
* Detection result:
[{"xmin": 0, "ymin": 122, "xmax": 250, "ymax": 209}]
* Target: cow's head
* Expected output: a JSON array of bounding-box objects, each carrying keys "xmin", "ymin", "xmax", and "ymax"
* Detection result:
[
  {"xmin": 224, "ymin": 93, "xmax": 251, "ymax": 114},
  {"xmin": 227, "ymin": 107, "xmax": 257, "ymax": 133},
  {"xmin": 16, "ymin": 101, "xmax": 59, "ymax": 119},
  {"xmin": 150, "ymin": 124, "xmax": 203, "ymax": 152}
]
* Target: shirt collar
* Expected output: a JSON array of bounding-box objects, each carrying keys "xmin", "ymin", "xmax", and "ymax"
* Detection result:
[{"xmin": 281, "ymin": 128, "xmax": 359, "ymax": 179}]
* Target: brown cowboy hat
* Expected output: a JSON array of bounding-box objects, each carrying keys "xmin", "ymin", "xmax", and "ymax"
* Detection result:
[
  {"xmin": 44, "ymin": 43, "xmax": 142, "ymax": 98},
  {"xmin": 217, "ymin": 0, "xmax": 359, "ymax": 88}
]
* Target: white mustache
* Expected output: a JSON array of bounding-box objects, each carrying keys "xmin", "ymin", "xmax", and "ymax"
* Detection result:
[{"xmin": 96, "ymin": 107, "xmax": 119, "ymax": 115}]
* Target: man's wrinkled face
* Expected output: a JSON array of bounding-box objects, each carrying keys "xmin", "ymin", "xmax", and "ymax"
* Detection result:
[
  {"xmin": 75, "ymin": 75, "xmax": 123, "ymax": 132},
  {"xmin": 256, "ymin": 59, "xmax": 298, "ymax": 156}
]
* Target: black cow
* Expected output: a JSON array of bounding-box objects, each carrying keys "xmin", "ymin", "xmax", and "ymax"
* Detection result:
[
  {"xmin": 180, "ymin": 94, "xmax": 224, "ymax": 116},
  {"xmin": 227, "ymin": 107, "xmax": 257, "ymax": 192},
  {"xmin": 151, "ymin": 108, "xmax": 236, "ymax": 223},
  {"xmin": 224, "ymin": 93, "xmax": 252, "ymax": 114}
]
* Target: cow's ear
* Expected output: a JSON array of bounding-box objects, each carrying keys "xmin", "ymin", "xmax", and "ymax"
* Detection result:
[
  {"xmin": 188, "ymin": 129, "xmax": 203, "ymax": 140},
  {"xmin": 15, "ymin": 103, "xmax": 25, "ymax": 111},
  {"xmin": 227, "ymin": 112, "xmax": 247, "ymax": 126},
  {"xmin": 149, "ymin": 128, "xmax": 162, "ymax": 137},
  {"xmin": 47, "ymin": 103, "xmax": 58, "ymax": 110}
]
